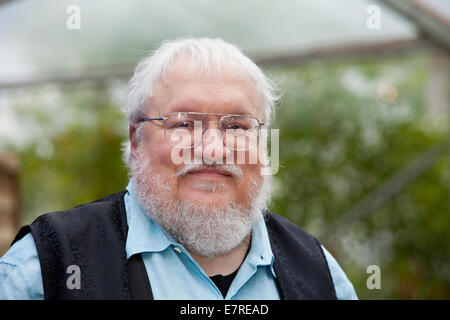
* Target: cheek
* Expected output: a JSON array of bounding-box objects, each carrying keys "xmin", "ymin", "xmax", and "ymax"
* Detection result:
[
  {"xmin": 141, "ymin": 130, "xmax": 177, "ymax": 172},
  {"xmin": 236, "ymin": 163, "xmax": 263, "ymax": 205},
  {"xmin": 156, "ymin": 145, "xmax": 179, "ymax": 175}
]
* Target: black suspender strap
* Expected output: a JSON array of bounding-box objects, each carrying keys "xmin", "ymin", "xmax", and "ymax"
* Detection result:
[{"xmin": 127, "ymin": 253, "xmax": 154, "ymax": 300}]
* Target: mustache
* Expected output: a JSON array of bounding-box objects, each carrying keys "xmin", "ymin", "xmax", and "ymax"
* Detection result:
[{"xmin": 175, "ymin": 163, "xmax": 243, "ymax": 180}]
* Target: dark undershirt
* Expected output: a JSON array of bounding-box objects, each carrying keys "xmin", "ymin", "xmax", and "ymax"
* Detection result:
[{"xmin": 209, "ymin": 268, "xmax": 239, "ymax": 298}]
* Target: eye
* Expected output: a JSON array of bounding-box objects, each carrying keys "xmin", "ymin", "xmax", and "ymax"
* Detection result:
[
  {"xmin": 226, "ymin": 123, "xmax": 243, "ymax": 130},
  {"xmin": 170, "ymin": 120, "xmax": 195, "ymax": 129},
  {"xmin": 177, "ymin": 121, "xmax": 193, "ymax": 128},
  {"xmin": 225, "ymin": 122, "xmax": 251, "ymax": 131}
]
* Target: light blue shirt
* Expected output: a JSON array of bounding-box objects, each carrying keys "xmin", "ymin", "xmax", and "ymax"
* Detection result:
[{"xmin": 0, "ymin": 183, "xmax": 358, "ymax": 300}]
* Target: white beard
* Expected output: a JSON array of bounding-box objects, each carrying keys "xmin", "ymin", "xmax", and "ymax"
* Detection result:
[{"xmin": 129, "ymin": 147, "xmax": 273, "ymax": 258}]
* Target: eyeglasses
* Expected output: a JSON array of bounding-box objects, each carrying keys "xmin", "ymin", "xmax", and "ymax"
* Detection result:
[{"xmin": 138, "ymin": 112, "xmax": 264, "ymax": 151}]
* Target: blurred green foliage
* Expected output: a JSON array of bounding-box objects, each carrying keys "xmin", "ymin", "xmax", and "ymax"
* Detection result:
[
  {"xmin": 269, "ymin": 53, "xmax": 449, "ymax": 299},
  {"xmin": 13, "ymin": 84, "xmax": 129, "ymax": 219},
  {"xmin": 6, "ymin": 52, "xmax": 449, "ymax": 299}
]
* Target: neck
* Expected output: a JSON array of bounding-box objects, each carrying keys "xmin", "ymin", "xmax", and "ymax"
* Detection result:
[{"xmin": 189, "ymin": 233, "xmax": 251, "ymax": 277}]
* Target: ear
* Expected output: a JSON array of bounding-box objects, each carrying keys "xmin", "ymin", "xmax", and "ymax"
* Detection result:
[{"xmin": 129, "ymin": 124, "xmax": 138, "ymax": 158}]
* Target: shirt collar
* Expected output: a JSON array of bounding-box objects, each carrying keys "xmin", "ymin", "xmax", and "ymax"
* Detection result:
[
  {"xmin": 124, "ymin": 180, "xmax": 177, "ymax": 259},
  {"xmin": 124, "ymin": 179, "xmax": 276, "ymax": 278},
  {"xmin": 246, "ymin": 216, "xmax": 277, "ymax": 278}
]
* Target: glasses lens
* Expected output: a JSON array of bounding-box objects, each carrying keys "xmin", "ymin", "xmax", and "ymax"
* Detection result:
[
  {"xmin": 165, "ymin": 113, "xmax": 205, "ymax": 148},
  {"xmin": 164, "ymin": 113, "xmax": 260, "ymax": 150},
  {"xmin": 222, "ymin": 116, "xmax": 259, "ymax": 151}
]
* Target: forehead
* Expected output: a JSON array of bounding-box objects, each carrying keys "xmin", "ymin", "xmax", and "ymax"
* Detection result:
[{"xmin": 148, "ymin": 56, "xmax": 262, "ymax": 119}]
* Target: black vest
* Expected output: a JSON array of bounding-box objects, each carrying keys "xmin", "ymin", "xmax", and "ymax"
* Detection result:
[{"xmin": 12, "ymin": 191, "xmax": 337, "ymax": 300}]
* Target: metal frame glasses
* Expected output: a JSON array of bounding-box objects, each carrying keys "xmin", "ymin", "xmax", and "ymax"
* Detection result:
[{"xmin": 138, "ymin": 112, "xmax": 264, "ymax": 151}]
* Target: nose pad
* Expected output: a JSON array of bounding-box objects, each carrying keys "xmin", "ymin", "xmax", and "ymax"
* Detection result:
[{"xmin": 193, "ymin": 128, "xmax": 232, "ymax": 164}]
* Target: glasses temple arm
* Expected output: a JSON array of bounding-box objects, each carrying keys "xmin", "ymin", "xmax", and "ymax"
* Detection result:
[{"xmin": 139, "ymin": 117, "xmax": 166, "ymax": 122}]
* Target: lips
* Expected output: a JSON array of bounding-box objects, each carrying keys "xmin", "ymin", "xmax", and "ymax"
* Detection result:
[
  {"xmin": 188, "ymin": 168, "xmax": 231, "ymax": 177},
  {"xmin": 175, "ymin": 164, "xmax": 243, "ymax": 181}
]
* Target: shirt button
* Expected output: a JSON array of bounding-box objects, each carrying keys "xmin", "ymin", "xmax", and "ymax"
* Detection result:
[{"xmin": 174, "ymin": 246, "xmax": 182, "ymax": 253}]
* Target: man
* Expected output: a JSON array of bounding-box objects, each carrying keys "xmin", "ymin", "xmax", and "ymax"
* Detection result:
[{"xmin": 0, "ymin": 38, "xmax": 357, "ymax": 300}]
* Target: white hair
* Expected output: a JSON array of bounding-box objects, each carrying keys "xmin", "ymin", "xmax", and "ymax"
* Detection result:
[{"xmin": 121, "ymin": 37, "xmax": 280, "ymax": 167}]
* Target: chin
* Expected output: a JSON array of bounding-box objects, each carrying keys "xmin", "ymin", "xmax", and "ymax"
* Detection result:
[{"xmin": 180, "ymin": 191, "xmax": 234, "ymax": 209}]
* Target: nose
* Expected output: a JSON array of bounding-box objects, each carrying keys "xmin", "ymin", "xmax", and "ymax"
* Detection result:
[{"xmin": 193, "ymin": 127, "xmax": 233, "ymax": 164}]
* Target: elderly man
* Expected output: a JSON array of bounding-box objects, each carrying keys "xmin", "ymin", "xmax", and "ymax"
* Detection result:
[{"xmin": 0, "ymin": 38, "xmax": 357, "ymax": 300}]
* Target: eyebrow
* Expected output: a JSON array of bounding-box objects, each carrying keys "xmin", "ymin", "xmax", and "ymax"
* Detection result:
[{"xmin": 167, "ymin": 103, "xmax": 253, "ymax": 117}]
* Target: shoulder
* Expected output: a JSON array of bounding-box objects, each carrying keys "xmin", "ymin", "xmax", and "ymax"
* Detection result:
[
  {"xmin": 264, "ymin": 211, "xmax": 321, "ymax": 246},
  {"xmin": 30, "ymin": 191, "xmax": 127, "ymax": 234},
  {"xmin": 40, "ymin": 191, "xmax": 126, "ymax": 219},
  {"xmin": 0, "ymin": 233, "xmax": 44, "ymax": 299},
  {"xmin": 264, "ymin": 211, "xmax": 331, "ymax": 270}
]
